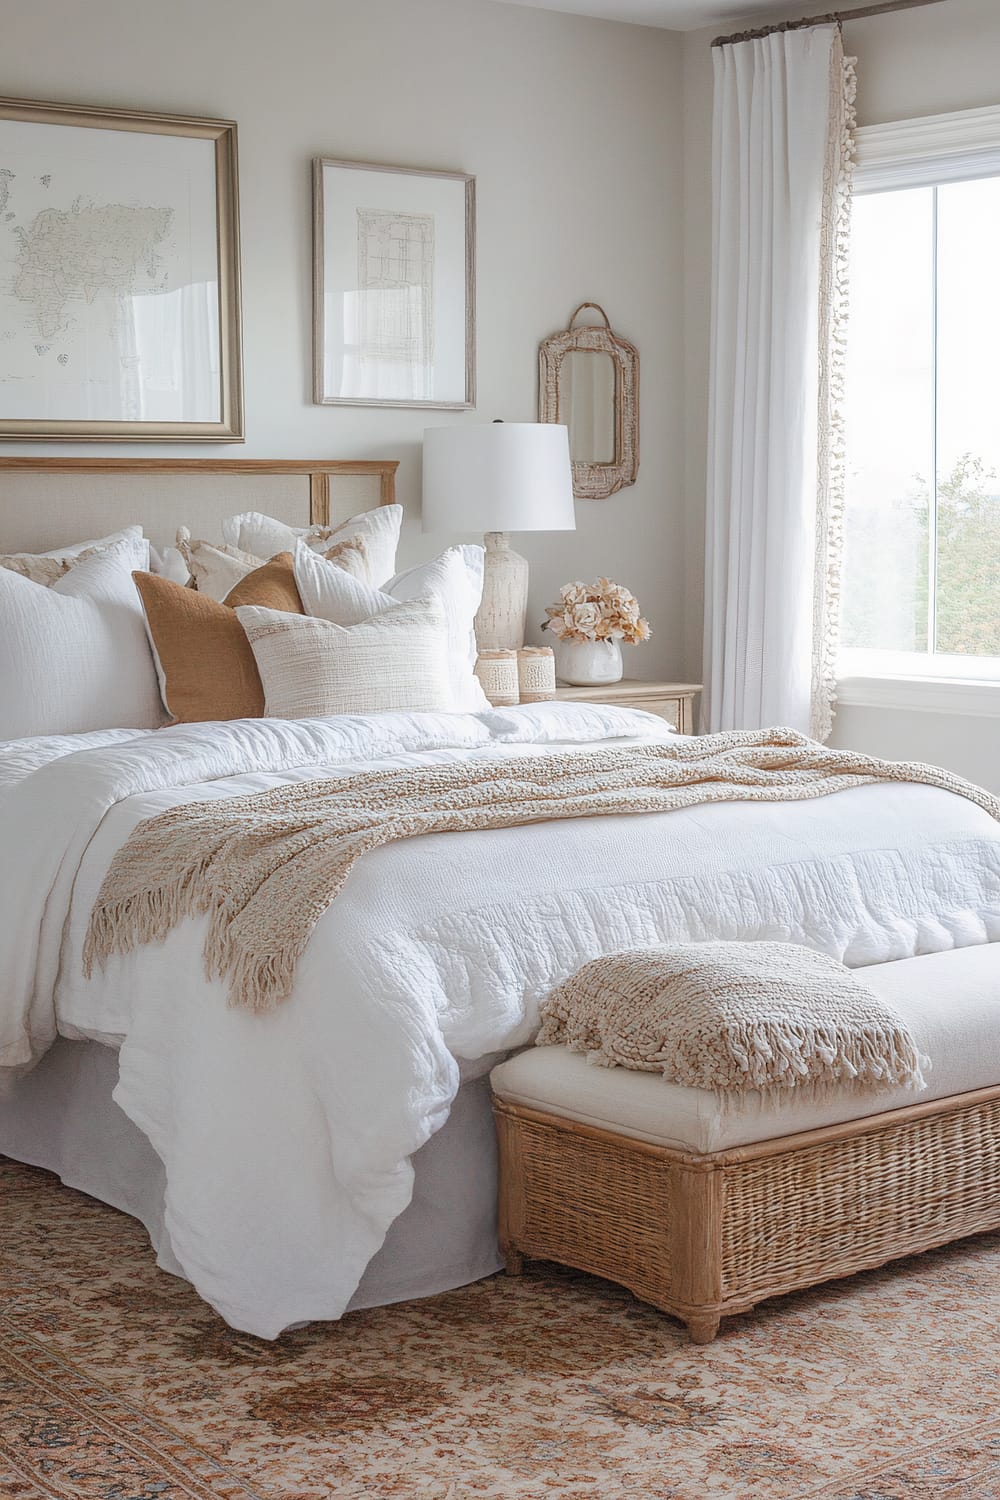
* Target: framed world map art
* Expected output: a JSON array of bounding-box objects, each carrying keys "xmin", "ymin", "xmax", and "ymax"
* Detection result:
[{"xmin": 0, "ymin": 97, "xmax": 243, "ymax": 440}]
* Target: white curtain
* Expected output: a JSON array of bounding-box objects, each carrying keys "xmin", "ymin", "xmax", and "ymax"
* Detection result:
[{"xmin": 704, "ymin": 24, "xmax": 855, "ymax": 738}]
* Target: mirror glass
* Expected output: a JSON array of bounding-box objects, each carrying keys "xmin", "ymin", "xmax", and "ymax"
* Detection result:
[
  {"xmin": 562, "ymin": 350, "xmax": 616, "ymax": 464},
  {"xmin": 538, "ymin": 304, "xmax": 638, "ymax": 499}
]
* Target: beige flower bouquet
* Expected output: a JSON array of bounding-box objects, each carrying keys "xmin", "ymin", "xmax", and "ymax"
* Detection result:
[{"xmin": 541, "ymin": 579, "xmax": 650, "ymax": 686}]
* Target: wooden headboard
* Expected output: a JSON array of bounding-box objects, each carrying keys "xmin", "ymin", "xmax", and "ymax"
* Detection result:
[{"xmin": 0, "ymin": 457, "xmax": 399, "ymax": 554}]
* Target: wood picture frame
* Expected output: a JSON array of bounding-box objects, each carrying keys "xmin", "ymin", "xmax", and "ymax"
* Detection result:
[
  {"xmin": 0, "ymin": 95, "xmax": 243, "ymax": 441},
  {"xmin": 313, "ymin": 157, "xmax": 475, "ymax": 409}
]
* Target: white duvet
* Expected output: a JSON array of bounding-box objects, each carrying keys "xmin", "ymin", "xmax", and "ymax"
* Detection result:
[{"xmin": 2, "ymin": 702, "xmax": 1000, "ymax": 1337}]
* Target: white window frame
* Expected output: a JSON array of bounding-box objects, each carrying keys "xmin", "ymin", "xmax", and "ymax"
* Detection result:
[{"xmin": 838, "ymin": 104, "xmax": 1000, "ymax": 715}]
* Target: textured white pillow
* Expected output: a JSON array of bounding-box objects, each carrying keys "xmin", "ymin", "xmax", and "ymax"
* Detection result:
[
  {"xmin": 235, "ymin": 597, "xmax": 451, "ymax": 719},
  {"xmin": 293, "ymin": 542, "xmax": 489, "ymax": 713},
  {"xmin": 148, "ymin": 544, "xmax": 191, "ymax": 587},
  {"xmin": 222, "ymin": 504, "xmax": 403, "ymax": 588},
  {"xmin": 0, "ymin": 535, "xmax": 164, "ymax": 739},
  {"xmin": 40, "ymin": 525, "xmax": 143, "ymax": 560},
  {"xmin": 0, "ymin": 525, "xmax": 144, "ymax": 587}
]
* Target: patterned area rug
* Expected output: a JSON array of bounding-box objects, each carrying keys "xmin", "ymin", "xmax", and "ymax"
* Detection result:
[{"xmin": 2, "ymin": 1157, "xmax": 1000, "ymax": 1499}]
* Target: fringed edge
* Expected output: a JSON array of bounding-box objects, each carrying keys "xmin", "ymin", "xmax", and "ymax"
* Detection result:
[
  {"xmin": 82, "ymin": 857, "xmax": 218, "ymax": 978},
  {"xmin": 541, "ymin": 1016, "xmax": 928, "ymax": 1103},
  {"xmin": 811, "ymin": 42, "xmax": 857, "ymax": 744},
  {"xmin": 670, "ymin": 1016, "xmax": 926, "ymax": 1101},
  {"xmin": 84, "ymin": 868, "xmax": 299, "ymax": 1014},
  {"xmin": 202, "ymin": 908, "xmax": 299, "ymax": 1013}
]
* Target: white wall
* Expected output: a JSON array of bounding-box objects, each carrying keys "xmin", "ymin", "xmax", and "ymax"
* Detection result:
[
  {"xmin": 3, "ymin": 0, "xmax": 685, "ymax": 677},
  {"xmin": 682, "ymin": 0, "xmax": 1000, "ymax": 783}
]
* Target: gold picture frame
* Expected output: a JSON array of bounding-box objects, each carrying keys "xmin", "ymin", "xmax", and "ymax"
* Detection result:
[{"xmin": 0, "ymin": 96, "xmax": 243, "ymax": 441}]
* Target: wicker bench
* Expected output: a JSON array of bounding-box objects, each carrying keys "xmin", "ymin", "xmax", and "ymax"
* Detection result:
[{"xmin": 490, "ymin": 944, "xmax": 1000, "ymax": 1343}]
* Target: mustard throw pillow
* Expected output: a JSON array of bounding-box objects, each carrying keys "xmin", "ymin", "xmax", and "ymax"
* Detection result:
[{"xmin": 133, "ymin": 552, "xmax": 304, "ymax": 723}]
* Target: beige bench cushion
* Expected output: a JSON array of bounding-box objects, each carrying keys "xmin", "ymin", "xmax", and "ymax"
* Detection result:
[{"xmin": 490, "ymin": 943, "xmax": 1000, "ymax": 1154}]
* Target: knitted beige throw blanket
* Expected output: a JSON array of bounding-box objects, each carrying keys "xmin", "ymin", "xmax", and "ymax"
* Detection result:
[
  {"xmin": 83, "ymin": 728, "xmax": 1000, "ymax": 1014},
  {"xmin": 537, "ymin": 942, "xmax": 927, "ymax": 1099}
]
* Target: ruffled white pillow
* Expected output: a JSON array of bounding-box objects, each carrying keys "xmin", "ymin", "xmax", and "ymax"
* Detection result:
[
  {"xmin": 293, "ymin": 541, "xmax": 489, "ymax": 713},
  {"xmin": 222, "ymin": 504, "xmax": 403, "ymax": 588},
  {"xmin": 0, "ymin": 526, "xmax": 143, "ymax": 587}
]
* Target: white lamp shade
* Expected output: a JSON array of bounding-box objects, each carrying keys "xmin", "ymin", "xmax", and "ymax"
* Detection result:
[{"xmin": 422, "ymin": 422, "xmax": 576, "ymax": 534}]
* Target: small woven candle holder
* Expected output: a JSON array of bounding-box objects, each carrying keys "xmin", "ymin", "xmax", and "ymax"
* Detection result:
[
  {"xmin": 475, "ymin": 650, "xmax": 519, "ymax": 707},
  {"xmin": 516, "ymin": 646, "xmax": 556, "ymax": 703}
]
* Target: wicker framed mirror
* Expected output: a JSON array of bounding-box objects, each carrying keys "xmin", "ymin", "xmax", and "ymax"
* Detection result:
[{"xmin": 538, "ymin": 303, "xmax": 639, "ymax": 500}]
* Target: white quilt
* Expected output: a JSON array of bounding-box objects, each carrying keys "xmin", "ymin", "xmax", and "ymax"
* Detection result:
[{"xmin": 2, "ymin": 702, "xmax": 1000, "ymax": 1337}]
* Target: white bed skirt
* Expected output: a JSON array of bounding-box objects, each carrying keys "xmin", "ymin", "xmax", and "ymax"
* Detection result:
[{"xmin": 0, "ymin": 1038, "xmax": 504, "ymax": 1316}]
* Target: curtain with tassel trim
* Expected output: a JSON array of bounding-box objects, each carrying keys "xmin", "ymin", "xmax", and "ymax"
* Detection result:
[{"xmin": 704, "ymin": 24, "xmax": 856, "ymax": 739}]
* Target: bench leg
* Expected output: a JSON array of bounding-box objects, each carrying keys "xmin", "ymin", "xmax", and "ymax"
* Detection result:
[
  {"xmin": 504, "ymin": 1248, "xmax": 525, "ymax": 1276},
  {"xmin": 685, "ymin": 1314, "xmax": 721, "ymax": 1345}
]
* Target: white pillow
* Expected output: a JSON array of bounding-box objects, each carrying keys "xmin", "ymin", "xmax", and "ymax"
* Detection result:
[
  {"xmin": 148, "ymin": 544, "xmax": 192, "ymax": 587},
  {"xmin": 41, "ymin": 525, "xmax": 143, "ymax": 560},
  {"xmin": 294, "ymin": 541, "xmax": 489, "ymax": 713},
  {"xmin": 0, "ymin": 525, "xmax": 144, "ymax": 587},
  {"xmin": 235, "ymin": 597, "xmax": 451, "ymax": 719},
  {"xmin": 0, "ymin": 536, "xmax": 164, "ymax": 739},
  {"xmin": 222, "ymin": 504, "xmax": 403, "ymax": 588}
]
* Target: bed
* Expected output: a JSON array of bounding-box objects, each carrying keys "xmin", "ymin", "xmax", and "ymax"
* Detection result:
[
  {"xmin": 2, "ymin": 457, "xmax": 1000, "ymax": 1341},
  {"xmin": 0, "ymin": 456, "xmax": 509, "ymax": 1319}
]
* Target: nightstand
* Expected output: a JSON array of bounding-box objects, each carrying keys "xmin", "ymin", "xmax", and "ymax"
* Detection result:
[{"xmin": 554, "ymin": 680, "xmax": 701, "ymax": 734}]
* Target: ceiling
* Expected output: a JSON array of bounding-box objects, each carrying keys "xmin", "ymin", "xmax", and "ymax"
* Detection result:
[{"xmin": 490, "ymin": 0, "xmax": 792, "ymax": 30}]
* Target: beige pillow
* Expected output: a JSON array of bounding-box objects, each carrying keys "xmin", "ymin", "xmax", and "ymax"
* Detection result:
[
  {"xmin": 0, "ymin": 552, "xmax": 86, "ymax": 586},
  {"xmin": 0, "ymin": 525, "xmax": 144, "ymax": 587},
  {"xmin": 178, "ymin": 530, "xmax": 371, "ymax": 598},
  {"xmin": 133, "ymin": 553, "xmax": 304, "ymax": 722},
  {"xmin": 175, "ymin": 529, "xmax": 261, "ymax": 600},
  {"xmin": 235, "ymin": 596, "xmax": 451, "ymax": 719}
]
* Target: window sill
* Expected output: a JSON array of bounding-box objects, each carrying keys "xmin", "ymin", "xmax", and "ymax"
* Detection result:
[{"xmin": 837, "ymin": 674, "xmax": 1000, "ymax": 718}]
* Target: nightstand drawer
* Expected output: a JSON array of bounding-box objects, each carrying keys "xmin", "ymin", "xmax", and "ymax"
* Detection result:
[
  {"xmin": 581, "ymin": 692, "xmax": 694, "ymax": 733},
  {"xmin": 553, "ymin": 681, "xmax": 701, "ymax": 734},
  {"xmin": 637, "ymin": 696, "xmax": 685, "ymax": 731}
]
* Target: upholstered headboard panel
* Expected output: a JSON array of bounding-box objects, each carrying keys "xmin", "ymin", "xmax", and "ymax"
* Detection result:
[{"xmin": 0, "ymin": 458, "xmax": 399, "ymax": 555}]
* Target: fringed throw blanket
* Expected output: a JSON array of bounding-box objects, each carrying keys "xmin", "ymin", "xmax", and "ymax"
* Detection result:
[
  {"xmin": 537, "ymin": 942, "xmax": 927, "ymax": 1099},
  {"xmin": 84, "ymin": 727, "xmax": 1000, "ymax": 1013}
]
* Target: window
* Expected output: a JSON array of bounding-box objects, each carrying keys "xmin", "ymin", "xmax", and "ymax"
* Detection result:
[{"xmin": 840, "ymin": 108, "xmax": 1000, "ymax": 687}]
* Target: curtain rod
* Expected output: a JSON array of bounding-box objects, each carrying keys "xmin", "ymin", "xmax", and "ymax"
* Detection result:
[{"xmin": 712, "ymin": 0, "xmax": 947, "ymax": 48}]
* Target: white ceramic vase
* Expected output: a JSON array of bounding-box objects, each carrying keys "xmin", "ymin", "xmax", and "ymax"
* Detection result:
[{"xmin": 553, "ymin": 639, "xmax": 624, "ymax": 686}]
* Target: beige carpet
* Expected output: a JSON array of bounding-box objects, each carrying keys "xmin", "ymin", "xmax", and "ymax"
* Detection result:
[{"xmin": 2, "ymin": 1154, "xmax": 999, "ymax": 1499}]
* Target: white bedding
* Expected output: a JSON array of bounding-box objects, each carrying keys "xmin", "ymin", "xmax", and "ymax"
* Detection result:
[{"xmin": 2, "ymin": 702, "xmax": 1000, "ymax": 1337}]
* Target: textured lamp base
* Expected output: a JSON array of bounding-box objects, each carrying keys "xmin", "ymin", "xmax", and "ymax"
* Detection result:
[{"xmin": 474, "ymin": 532, "xmax": 529, "ymax": 651}]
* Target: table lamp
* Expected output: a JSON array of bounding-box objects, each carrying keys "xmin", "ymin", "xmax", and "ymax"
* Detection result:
[{"xmin": 422, "ymin": 421, "xmax": 576, "ymax": 651}]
